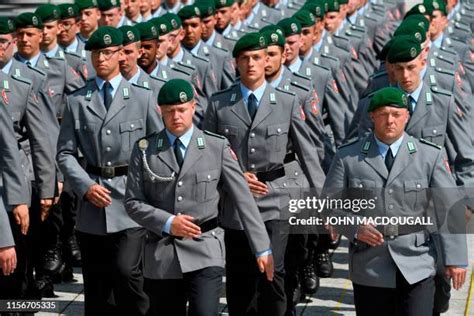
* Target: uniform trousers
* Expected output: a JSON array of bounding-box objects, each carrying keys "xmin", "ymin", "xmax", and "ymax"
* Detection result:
[
  {"xmin": 353, "ymin": 269, "xmax": 435, "ymax": 316},
  {"xmin": 144, "ymin": 266, "xmax": 224, "ymax": 316},
  {"xmin": 225, "ymin": 220, "xmax": 289, "ymax": 316},
  {"xmin": 78, "ymin": 228, "xmax": 148, "ymax": 316}
]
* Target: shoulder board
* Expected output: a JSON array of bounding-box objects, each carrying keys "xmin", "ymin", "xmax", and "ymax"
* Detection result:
[
  {"xmin": 338, "ymin": 138, "xmax": 358, "ymax": 149},
  {"xmin": 191, "ymin": 52, "xmax": 209, "ymax": 62},
  {"xmin": 64, "ymin": 51, "xmax": 82, "ymax": 59},
  {"xmin": 454, "ymin": 21, "xmax": 470, "ymax": 31},
  {"xmin": 47, "ymin": 54, "xmax": 65, "ymax": 61},
  {"xmin": 26, "ymin": 64, "xmax": 46, "ymax": 76},
  {"xmin": 430, "ymin": 85, "xmax": 452, "ymax": 96},
  {"xmin": 371, "ymin": 70, "xmax": 387, "ymax": 79},
  {"xmin": 211, "ymin": 83, "xmax": 237, "ymax": 97},
  {"xmin": 176, "ymin": 61, "xmax": 196, "ymax": 71},
  {"xmin": 11, "ymin": 74, "xmax": 32, "ymax": 85},
  {"xmin": 213, "ymin": 44, "xmax": 228, "ymax": 53},
  {"xmin": 332, "ymin": 34, "xmax": 350, "ymax": 42},
  {"xmin": 293, "ymin": 71, "xmax": 312, "ymax": 82},
  {"xmin": 364, "ymin": 14, "xmax": 378, "ymax": 21},
  {"xmin": 320, "ymin": 53, "xmax": 339, "ymax": 62},
  {"xmin": 367, "ymin": 91, "xmax": 377, "ymax": 98},
  {"xmin": 169, "ymin": 66, "xmax": 192, "ymax": 77},
  {"xmin": 131, "ymin": 82, "xmax": 151, "ymax": 90},
  {"xmin": 275, "ymin": 86, "xmax": 296, "ymax": 96},
  {"xmin": 345, "ymin": 30, "xmax": 362, "ymax": 39},
  {"xmin": 311, "ymin": 62, "xmax": 330, "ymax": 71},
  {"xmin": 204, "ymin": 130, "xmax": 226, "ymax": 139},
  {"xmin": 435, "ymin": 54, "xmax": 454, "ymax": 65},
  {"xmin": 223, "ymin": 35, "xmax": 238, "ymax": 42},
  {"xmin": 290, "ymin": 81, "xmax": 310, "ymax": 92},
  {"xmin": 439, "ymin": 46, "xmax": 457, "ymax": 55},
  {"xmin": 350, "ymin": 24, "xmax": 365, "ymax": 32},
  {"xmin": 149, "ymin": 74, "xmax": 167, "ymax": 83},
  {"xmin": 435, "ymin": 67, "xmax": 455, "ymax": 76},
  {"xmin": 419, "ymin": 138, "xmax": 442, "ymax": 149}
]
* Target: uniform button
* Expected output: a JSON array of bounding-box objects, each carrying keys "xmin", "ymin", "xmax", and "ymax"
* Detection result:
[
  {"xmin": 178, "ymin": 181, "xmax": 183, "ymax": 187},
  {"xmin": 130, "ymin": 124, "xmax": 134, "ymax": 128},
  {"xmin": 106, "ymin": 147, "xmax": 111, "ymax": 152},
  {"xmin": 433, "ymin": 129, "xmax": 437, "ymax": 134},
  {"xmin": 106, "ymin": 161, "xmax": 111, "ymax": 166},
  {"xmin": 224, "ymin": 128, "xmax": 229, "ymax": 133},
  {"xmin": 388, "ymin": 204, "xmax": 394, "ymax": 210},
  {"xmin": 250, "ymin": 132, "xmax": 255, "ymax": 138},
  {"xmin": 250, "ymin": 164, "xmax": 255, "ymax": 169},
  {"xmin": 250, "ymin": 148, "xmax": 255, "ymax": 153},
  {"xmin": 207, "ymin": 174, "xmax": 211, "ymax": 180},
  {"xmin": 83, "ymin": 126, "xmax": 87, "ymax": 130},
  {"xmin": 416, "ymin": 183, "xmax": 421, "ymax": 189},
  {"xmin": 106, "ymin": 129, "xmax": 111, "ymax": 135},
  {"xmin": 177, "ymin": 196, "xmax": 183, "ymax": 201},
  {"xmin": 211, "ymin": 231, "xmax": 216, "ymax": 236},
  {"xmin": 388, "ymin": 189, "xmax": 393, "ymax": 194},
  {"xmin": 277, "ymin": 128, "xmax": 281, "ymax": 133},
  {"xmin": 294, "ymin": 172, "xmax": 298, "ymax": 176},
  {"xmin": 283, "ymin": 183, "xmax": 287, "ymax": 187},
  {"xmin": 107, "ymin": 178, "xmax": 112, "ymax": 182},
  {"xmin": 359, "ymin": 184, "xmax": 363, "ymax": 188}
]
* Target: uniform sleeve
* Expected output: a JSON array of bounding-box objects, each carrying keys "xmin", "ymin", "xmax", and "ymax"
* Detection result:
[
  {"xmin": 324, "ymin": 81, "xmax": 350, "ymax": 147},
  {"xmin": 0, "ymin": 208, "xmax": 14, "ymax": 248},
  {"xmin": 220, "ymin": 140, "xmax": 271, "ymax": 254},
  {"xmin": 203, "ymin": 96, "xmax": 218, "ymax": 133},
  {"xmin": 145, "ymin": 90, "xmax": 164, "ymax": 133}
]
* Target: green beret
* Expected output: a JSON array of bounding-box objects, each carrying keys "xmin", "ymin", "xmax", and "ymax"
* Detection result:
[
  {"xmin": 338, "ymin": 0, "xmax": 348, "ymax": 4},
  {"xmin": 135, "ymin": 21, "xmax": 158, "ymax": 41},
  {"xmin": 404, "ymin": 4, "xmax": 429, "ymax": 18},
  {"xmin": 14, "ymin": 13, "xmax": 43, "ymax": 29},
  {"xmin": 293, "ymin": 10, "xmax": 316, "ymax": 28},
  {"xmin": 214, "ymin": 0, "xmax": 234, "ymax": 9},
  {"xmin": 277, "ymin": 17, "xmax": 302, "ymax": 37},
  {"xmin": 75, "ymin": 0, "xmax": 99, "ymax": 11},
  {"xmin": 394, "ymin": 21, "xmax": 427, "ymax": 44},
  {"xmin": 58, "ymin": 4, "xmax": 80, "ymax": 20},
  {"xmin": 368, "ymin": 87, "xmax": 408, "ymax": 112},
  {"xmin": 232, "ymin": 32, "xmax": 267, "ymax": 57},
  {"xmin": 85, "ymin": 26, "xmax": 123, "ymax": 50},
  {"xmin": 158, "ymin": 79, "xmax": 194, "ymax": 105},
  {"xmin": 326, "ymin": 0, "xmax": 340, "ymax": 12},
  {"xmin": 260, "ymin": 25, "xmax": 285, "ymax": 47},
  {"xmin": 161, "ymin": 13, "xmax": 182, "ymax": 31},
  {"xmin": 178, "ymin": 5, "xmax": 202, "ymax": 21},
  {"xmin": 378, "ymin": 38, "xmax": 393, "ymax": 61},
  {"xmin": 119, "ymin": 25, "xmax": 140, "ymax": 45},
  {"xmin": 98, "ymin": 0, "xmax": 121, "ymax": 11},
  {"xmin": 387, "ymin": 35, "xmax": 422, "ymax": 64},
  {"xmin": 403, "ymin": 14, "xmax": 430, "ymax": 33},
  {"xmin": 0, "ymin": 17, "xmax": 15, "ymax": 35},
  {"xmin": 150, "ymin": 17, "xmax": 169, "ymax": 35},
  {"xmin": 425, "ymin": 0, "xmax": 447, "ymax": 15},
  {"xmin": 35, "ymin": 4, "xmax": 61, "ymax": 23},
  {"xmin": 195, "ymin": 1, "xmax": 216, "ymax": 17},
  {"xmin": 302, "ymin": 1, "xmax": 325, "ymax": 18}
]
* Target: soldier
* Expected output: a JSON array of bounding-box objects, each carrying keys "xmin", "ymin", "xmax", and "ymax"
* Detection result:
[
  {"xmin": 204, "ymin": 32, "xmax": 326, "ymax": 315},
  {"xmin": 199, "ymin": 0, "xmax": 235, "ymax": 52},
  {"xmin": 76, "ymin": 0, "xmax": 101, "ymax": 43},
  {"xmin": 322, "ymin": 87, "xmax": 467, "ymax": 315},
  {"xmin": 125, "ymin": 78, "xmax": 273, "ymax": 316},
  {"xmin": 56, "ymin": 26, "xmax": 162, "ymax": 315},
  {"xmin": 99, "ymin": 0, "xmax": 132, "ymax": 27},
  {"xmin": 140, "ymin": 0, "xmax": 154, "ymax": 21},
  {"xmin": 125, "ymin": 0, "xmax": 143, "ymax": 23}
]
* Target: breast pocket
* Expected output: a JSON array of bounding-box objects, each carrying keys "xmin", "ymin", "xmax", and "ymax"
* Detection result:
[
  {"xmin": 404, "ymin": 179, "xmax": 429, "ymax": 211},
  {"xmin": 267, "ymin": 123, "xmax": 289, "ymax": 152},
  {"xmin": 421, "ymin": 125, "xmax": 445, "ymax": 146},
  {"xmin": 120, "ymin": 119, "xmax": 144, "ymax": 152},
  {"xmin": 195, "ymin": 169, "xmax": 220, "ymax": 202},
  {"xmin": 218, "ymin": 125, "xmax": 240, "ymax": 148}
]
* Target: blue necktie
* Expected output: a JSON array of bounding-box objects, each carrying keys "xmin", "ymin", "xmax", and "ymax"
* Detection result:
[
  {"xmin": 247, "ymin": 93, "xmax": 257, "ymax": 120},
  {"xmin": 103, "ymin": 81, "xmax": 112, "ymax": 111}
]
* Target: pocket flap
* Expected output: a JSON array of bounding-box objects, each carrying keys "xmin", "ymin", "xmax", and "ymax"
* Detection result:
[
  {"xmin": 119, "ymin": 119, "xmax": 143, "ymax": 132},
  {"xmin": 404, "ymin": 179, "xmax": 428, "ymax": 192},
  {"xmin": 196, "ymin": 169, "xmax": 220, "ymax": 183},
  {"xmin": 267, "ymin": 124, "xmax": 288, "ymax": 136}
]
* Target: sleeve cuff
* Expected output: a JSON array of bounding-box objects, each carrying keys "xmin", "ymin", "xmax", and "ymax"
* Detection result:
[
  {"xmin": 162, "ymin": 215, "xmax": 176, "ymax": 235},
  {"xmin": 255, "ymin": 249, "xmax": 272, "ymax": 258}
]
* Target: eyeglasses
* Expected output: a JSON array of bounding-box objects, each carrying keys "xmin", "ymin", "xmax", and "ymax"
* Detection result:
[
  {"xmin": 91, "ymin": 48, "xmax": 121, "ymax": 60},
  {"xmin": 60, "ymin": 22, "xmax": 76, "ymax": 31},
  {"xmin": 0, "ymin": 39, "xmax": 12, "ymax": 49}
]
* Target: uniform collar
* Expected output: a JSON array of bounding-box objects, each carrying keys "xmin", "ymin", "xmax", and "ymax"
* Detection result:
[
  {"xmin": 233, "ymin": 20, "xmax": 243, "ymax": 31},
  {"xmin": 222, "ymin": 24, "xmax": 232, "ymax": 36},
  {"xmin": 165, "ymin": 125, "xmax": 194, "ymax": 150},
  {"xmin": 268, "ymin": 68, "xmax": 284, "ymax": 88},
  {"xmin": 43, "ymin": 44, "xmax": 60, "ymax": 58},
  {"xmin": 1, "ymin": 59, "xmax": 12, "ymax": 74},
  {"xmin": 171, "ymin": 47, "xmax": 184, "ymax": 63},
  {"xmin": 431, "ymin": 32, "xmax": 444, "ymax": 48},
  {"xmin": 288, "ymin": 57, "xmax": 302, "ymax": 73},
  {"xmin": 189, "ymin": 40, "xmax": 202, "ymax": 55},
  {"xmin": 117, "ymin": 15, "xmax": 127, "ymax": 27},
  {"xmin": 127, "ymin": 67, "xmax": 141, "ymax": 84},
  {"xmin": 64, "ymin": 37, "xmax": 79, "ymax": 53},
  {"xmin": 313, "ymin": 37, "xmax": 323, "ymax": 53},
  {"xmin": 302, "ymin": 47, "xmax": 313, "ymax": 61},
  {"xmin": 96, "ymin": 73, "xmax": 123, "ymax": 98},
  {"xmin": 240, "ymin": 81, "xmax": 267, "ymax": 106},
  {"xmin": 17, "ymin": 52, "xmax": 42, "ymax": 67},
  {"xmin": 205, "ymin": 30, "xmax": 217, "ymax": 46},
  {"xmin": 374, "ymin": 133, "xmax": 405, "ymax": 158}
]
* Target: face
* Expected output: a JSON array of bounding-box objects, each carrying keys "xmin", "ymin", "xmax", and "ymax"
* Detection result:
[
  {"xmin": 370, "ymin": 106, "xmax": 409, "ymax": 144},
  {"xmin": 284, "ymin": 34, "xmax": 301, "ymax": 63},
  {"xmin": 236, "ymin": 49, "xmax": 267, "ymax": 85},
  {"xmin": 140, "ymin": 0, "xmax": 152, "ymax": 14},
  {"xmin": 161, "ymin": 101, "xmax": 195, "ymax": 136},
  {"xmin": 100, "ymin": 8, "xmax": 122, "ymax": 27},
  {"xmin": 265, "ymin": 45, "xmax": 285, "ymax": 77},
  {"xmin": 138, "ymin": 39, "xmax": 158, "ymax": 67},
  {"xmin": 157, "ymin": 35, "xmax": 169, "ymax": 60},
  {"xmin": 347, "ymin": 0, "xmax": 358, "ymax": 15},
  {"xmin": 119, "ymin": 42, "xmax": 141, "ymax": 75},
  {"xmin": 91, "ymin": 45, "xmax": 122, "ymax": 78},
  {"xmin": 429, "ymin": 10, "xmax": 447, "ymax": 38},
  {"xmin": 300, "ymin": 26, "xmax": 315, "ymax": 55},
  {"xmin": 215, "ymin": 7, "xmax": 231, "ymax": 30},
  {"xmin": 58, "ymin": 18, "xmax": 80, "ymax": 45},
  {"xmin": 314, "ymin": 19, "xmax": 325, "ymax": 39},
  {"xmin": 201, "ymin": 15, "xmax": 216, "ymax": 40},
  {"xmin": 16, "ymin": 27, "xmax": 43, "ymax": 58},
  {"xmin": 239, "ymin": 0, "xmax": 252, "ymax": 19},
  {"xmin": 125, "ymin": 0, "xmax": 141, "ymax": 17},
  {"xmin": 392, "ymin": 55, "xmax": 425, "ymax": 93},
  {"xmin": 325, "ymin": 12, "xmax": 341, "ymax": 33},
  {"xmin": 230, "ymin": 3, "xmax": 240, "ymax": 24},
  {"xmin": 166, "ymin": 29, "xmax": 184, "ymax": 56},
  {"xmin": 80, "ymin": 8, "xmax": 101, "ymax": 33},
  {"xmin": 41, "ymin": 21, "xmax": 60, "ymax": 46},
  {"xmin": 151, "ymin": 0, "xmax": 161, "ymax": 10},
  {"xmin": 0, "ymin": 34, "xmax": 16, "ymax": 65},
  {"xmin": 182, "ymin": 17, "xmax": 202, "ymax": 48}
]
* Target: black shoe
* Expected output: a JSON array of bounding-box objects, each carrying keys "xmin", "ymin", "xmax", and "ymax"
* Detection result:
[
  {"xmin": 42, "ymin": 245, "xmax": 64, "ymax": 274},
  {"xmin": 329, "ymin": 234, "xmax": 341, "ymax": 250},
  {"xmin": 28, "ymin": 276, "xmax": 55, "ymax": 299},
  {"xmin": 300, "ymin": 262, "xmax": 319, "ymax": 295},
  {"xmin": 315, "ymin": 252, "xmax": 333, "ymax": 278},
  {"xmin": 63, "ymin": 235, "xmax": 82, "ymax": 267}
]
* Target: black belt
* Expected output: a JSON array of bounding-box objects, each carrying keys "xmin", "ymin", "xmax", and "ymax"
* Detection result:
[
  {"xmin": 85, "ymin": 164, "xmax": 128, "ymax": 178},
  {"xmin": 255, "ymin": 153, "xmax": 295, "ymax": 182},
  {"xmin": 377, "ymin": 224, "xmax": 426, "ymax": 239},
  {"xmin": 284, "ymin": 152, "xmax": 296, "ymax": 164},
  {"xmin": 198, "ymin": 217, "xmax": 219, "ymax": 233}
]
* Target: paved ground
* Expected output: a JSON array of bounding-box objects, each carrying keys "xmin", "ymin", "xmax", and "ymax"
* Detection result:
[{"xmin": 37, "ymin": 235, "xmax": 474, "ymax": 316}]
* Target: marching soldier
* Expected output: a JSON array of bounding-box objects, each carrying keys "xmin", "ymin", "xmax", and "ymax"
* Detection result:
[
  {"xmin": 76, "ymin": 0, "xmax": 101, "ymax": 43},
  {"xmin": 199, "ymin": 0, "xmax": 235, "ymax": 51},
  {"xmin": 125, "ymin": 79, "xmax": 273, "ymax": 316},
  {"xmin": 56, "ymin": 26, "xmax": 162, "ymax": 315},
  {"xmin": 99, "ymin": 0, "xmax": 133, "ymax": 27}
]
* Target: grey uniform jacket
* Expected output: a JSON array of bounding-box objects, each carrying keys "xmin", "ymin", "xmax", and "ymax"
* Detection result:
[
  {"xmin": 125, "ymin": 128, "xmax": 271, "ymax": 279},
  {"xmin": 192, "ymin": 42, "xmax": 235, "ymax": 90},
  {"xmin": 322, "ymin": 133, "xmax": 468, "ymax": 288},
  {"xmin": 204, "ymin": 83, "xmax": 326, "ymax": 228},
  {"xmin": 56, "ymin": 78, "xmax": 163, "ymax": 235}
]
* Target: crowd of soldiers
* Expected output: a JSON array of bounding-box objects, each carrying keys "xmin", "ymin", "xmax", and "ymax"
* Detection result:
[{"xmin": 0, "ymin": 0, "xmax": 473, "ymax": 314}]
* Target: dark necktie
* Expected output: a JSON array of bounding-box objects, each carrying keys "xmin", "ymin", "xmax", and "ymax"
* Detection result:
[
  {"xmin": 26, "ymin": 61, "xmax": 31, "ymax": 66},
  {"xmin": 385, "ymin": 147, "xmax": 394, "ymax": 172},
  {"xmin": 247, "ymin": 93, "xmax": 258, "ymax": 120},
  {"xmin": 174, "ymin": 138, "xmax": 184, "ymax": 168},
  {"xmin": 103, "ymin": 81, "xmax": 112, "ymax": 111},
  {"xmin": 408, "ymin": 95, "xmax": 415, "ymax": 115}
]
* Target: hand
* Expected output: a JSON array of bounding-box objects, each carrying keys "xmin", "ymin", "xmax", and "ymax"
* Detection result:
[
  {"xmin": 54, "ymin": 182, "xmax": 64, "ymax": 205},
  {"xmin": 170, "ymin": 214, "xmax": 201, "ymax": 238},
  {"xmin": 85, "ymin": 184, "xmax": 112, "ymax": 208},
  {"xmin": 12, "ymin": 204, "xmax": 29, "ymax": 235},
  {"xmin": 0, "ymin": 246, "xmax": 16, "ymax": 276},
  {"xmin": 325, "ymin": 224, "xmax": 339, "ymax": 242},
  {"xmin": 40, "ymin": 198, "xmax": 54, "ymax": 222},
  {"xmin": 444, "ymin": 266, "xmax": 467, "ymax": 290},
  {"xmin": 243, "ymin": 172, "xmax": 268, "ymax": 196},
  {"xmin": 257, "ymin": 254, "xmax": 274, "ymax": 281},
  {"xmin": 355, "ymin": 224, "xmax": 384, "ymax": 246}
]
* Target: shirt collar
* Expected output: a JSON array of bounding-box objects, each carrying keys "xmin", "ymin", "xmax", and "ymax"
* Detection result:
[
  {"xmin": 17, "ymin": 52, "xmax": 42, "ymax": 67},
  {"xmin": 313, "ymin": 37, "xmax": 323, "ymax": 53},
  {"xmin": 190, "ymin": 40, "xmax": 202, "ymax": 55},
  {"xmin": 240, "ymin": 81, "xmax": 267, "ymax": 105},
  {"xmin": 431, "ymin": 32, "xmax": 444, "ymax": 48},
  {"xmin": 96, "ymin": 73, "xmax": 123, "ymax": 97},
  {"xmin": 152, "ymin": 6, "xmax": 163, "ymax": 18},
  {"xmin": 403, "ymin": 81, "xmax": 424, "ymax": 104},
  {"xmin": 43, "ymin": 44, "xmax": 60, "ymax": 58},
  {"xmin": 128, "ymin": 68, "xmax": 141, "ymax": 84},
  {"xmin": 117, "ymin": 15, "xmax": 126, "ymax": 27},
  {"xmin": 233, "ymin": 20, "xmax": 243, "ymax": 31},
  {"xmin": 347, "ymin": 13, "xmax": 357, "ymax": 25},
  {"xmin": 64, "ymin": 38, "xmax": 79, "ymax": 53},
  {"xmin": 222, "ymin": 24, "xmax": 232, "ymax": 36},
  {"xmin": 335, "ymin": 20, "xmax": 345, "ymax": 35},
  {"xmin": 165, "ymin": 125, "xmax": 194, "ymax": 150},
  {"xmin": 374, "ymin": 133, "xmax": 405, "ymax": 158},
  {"xmin": 288, "ymin": 57, "xmax": 302, "ymax": 73},
  {"xmin": 171, "ymin": 47, "xmax": 184, "ymax": 63},
  {"xmin": 205, "ymin": 30, "xmax": 217, "ymax": 46},
  {"xmin": 252, "ymin": 2, "xmax": 261, "ymax": 15},
  {"xmin": 268, "ymin": 68, "xmax": 284, "ymax": 88},
  {"xmin": 77, "ymin": 33, "xmax": 88, "ymax": 43},
  {"xmin": 303, "ymin": 47, "xmax": 313, "ymax": 61},
  {"xmin": 1, "ymin": 59, "xmax": 12, "ymax": 74},
  {"xmin": 244, "ymin": 11, "xmax": 255, "ymax": 26}
]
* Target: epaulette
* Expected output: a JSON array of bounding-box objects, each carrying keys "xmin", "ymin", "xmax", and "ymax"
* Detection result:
[
  {"xmin": 333, "ymin": 34, "xmax": 350, "ymax": 42},
  {"xmin": 345, "ymin": 30, "xmax": 363, "ymax": 39},
  {"xmin": 419, "ymin": 138, "xmax": 442, "ymax": 149},
  {"xmin": 213, "ymin": 44, "xmax": 229, "ymax": 53},
  {"xmin": 26, "ymin": 64, "xmax": 46, "ymax": 76},
  {"xmin": 338, "ymin": 138, "xmax": 358, "ymax": 149},
  {"xmin": 363, "ymin": 13, "xmax": 378, "ymax": 21},
  {"xmin": 454, "ymin": 21, "xmax": 470, "ymax": 31},
  {"xmin": 275, "ymin": 86, "xmax": 296, "ymax": 96},
  {"xmin": 149, "ymin": 74, "xmax": 167, "ymax": 83},
  {"xmin": 64, "ymin": 50, "xmax": 82, "ymax": 59},
  {"xmin": 204, "ymin": 130, "xmax": 226, "ymax": 139},
  {"xmin": 290, "ymin": 80, "xmax": 311, "ymax": 92},
  {"xmin": 435, "ymin": 53, "xmax": 455, "ymax": 65},
  {"xmin": 370, "ymin": 70, "xmax": 387, "ymax": 79},
  {"xmin": 212, "ymin": 83, "xmax": 237, "ymax": 97},
  {"xmin": 293, "ymin": 71, "xmax": 312, "ymax": 82},
  {"xmin": 47, "ymin": 54, "xmax": 65, "ymax": 61},
  {"xmin": 142, "ymin": 132, "xmax": 158, "ymax": 140},
  {"xmin": 439, "ymin": 46, "xmax": 457, "ymax": 56},
  {"xmin": 131, "ymin": 82, "xmax": 151, "ymax": 90},
  {"xmin": 349, "ymin": 24, "xmax": 365, "ymax": 33},
  {"xmin": 169, "ymin": 66, "xmax": 192, "ymax": 77},
  {"xmin": 431, "ymin": 85, "xmax": 452, "ymax": 96},
  {"xmin": 11, "ymin": 74, "xmax": 32, "ymax": 86},
  {"xmin": 223, "ymin": 35, "xmax": 239, "ymax": 42},
  {"xmin": 435, "ymin": 67, "xmax": 455, "ymax": 76},
  {"xmin": 311, "ymin": 60, "xmax": 331, "ymax": 71},
  {"xmin": 190, "ymin": 52, "xmax": 209, "ymax": 63},
  {"xmin": 177, "ymin": 61, "xmax": 196, "ymax": 71},
  {"xmin": 319, "ymin": 53, "xmax": 339, "ymax": 64}
]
